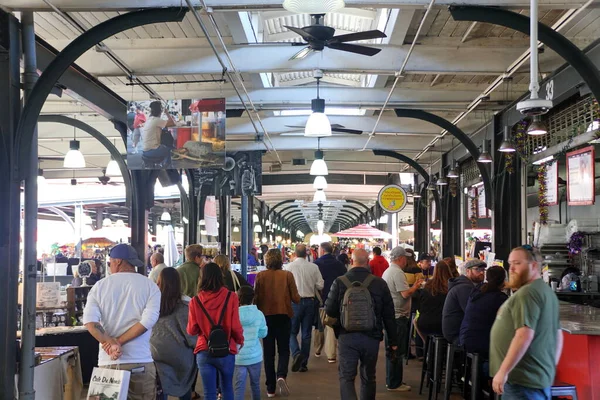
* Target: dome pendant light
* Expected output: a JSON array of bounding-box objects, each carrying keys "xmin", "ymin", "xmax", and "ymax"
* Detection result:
[
  {"xmin": 527, "ymin": 115, "xmax": 548, "ymax": 136},
  {"xmin": 447, "ymin": 160, "xmax": 459, "ymax": 178},
  {"xmin": 106, "ymin": 157, "xmax": 121, "ymax": 177},
  {"xmin": 305, "ymin": 72, "xmax": 332, "ymax": 138},
  {"xmin": 499, "ymin": 126, "xmax": 517, "ymax": 152},
  {"xmin": 161, "ymin": 209, "xmax": 171, "ymax": 221},
  {"xmin": 310, "ymin": 149, "xmax": 329, "ymax": 176},
  {"xmin": 313, "ymin": 175, "xmax": 328, "ymax": 190},
  {"xmin": 477, "ymin": 139, "xmax": 493, "ymax": 163},
  {"xmin": 64, "ymin": 125, "xmax": 86, "ymax": 168},
  {"xmin": 313, "ymin": 190, "xmax": 327, "ymax": 202}
]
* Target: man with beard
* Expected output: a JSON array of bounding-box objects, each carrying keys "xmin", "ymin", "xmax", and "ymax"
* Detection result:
[{"xmin": 490, "ymin": 246, "xmax": 562, "ymax": 399}]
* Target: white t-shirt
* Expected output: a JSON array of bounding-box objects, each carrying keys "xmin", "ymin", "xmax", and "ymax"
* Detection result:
[
  {"xmin": 83, "ymin": 272, "xmax": 161, "ymax": 366},
  {"xmin": 382, "ymin": 263, "xmax": 411, "ymax": 318},
  {"xmin": 284, "ymin": 258, "xmax": 324, "ymax": 298},
  {"xmin": 141, "ymin": 116, "xmax": 167, "ymax": 151}
]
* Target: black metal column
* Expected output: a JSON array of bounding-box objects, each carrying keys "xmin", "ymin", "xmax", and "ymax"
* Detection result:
[
  {"xmin": 0, "ymin": 10, "xmax": 22, "ymax": 398},
  {"xmin": 131, "ymin": 170, "xmax": 149, "ymax": 274},
  {"xmin": 241, "ymin": 196, "xmax": 249, "ymax": 279},
  {"xmin": 247, "ymin": 196, "xmax": 255, "ymax": 251},
  {"xmin": 414, "ymin": 187, "xmax": 429, "ymax": 255},
  {"xmin": 218, "ymin": 196, "xmax": 231, "ymax": 256},
  {"xmin": 186, "ymin": 170, "xmax": 198, "ymax": 247}
]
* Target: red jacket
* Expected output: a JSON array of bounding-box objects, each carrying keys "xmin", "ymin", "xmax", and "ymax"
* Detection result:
[
  {"xmin": 187, "ymin": 286, "xmax": 244, "ymax": 355},
  {"xmin": 369, "ymin": 255, "xmax": 390, "ymax": 278}
]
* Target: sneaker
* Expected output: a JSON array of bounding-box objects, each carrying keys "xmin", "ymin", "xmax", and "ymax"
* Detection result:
[
  {"xmin": 328, "ymin": 358, "xmax": 336, "ymax": 363},
  {"xmin": 299, "ymin": 366, "xmax": 308, "ymax": 372},
  {"xmin": 387, "ymin": 384, "xmax": 412, "ymax": 392},
  {"xmin": 277, "ymin": 377, "xmax": 290, "ymax": 397},
  {"xmin": 267, "ymin": 393, "xmax": 276, "ymax": 398},
  {"xmin": 314, "ymin": 352, "xmax": 321, "ymax": 358},
  {"xmin": 291, "ymin": 354, "xmax": 303, "ymax": 372}
]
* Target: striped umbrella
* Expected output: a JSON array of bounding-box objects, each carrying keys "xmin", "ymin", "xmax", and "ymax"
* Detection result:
[{"xmin": 334, "ymin": 224, "xmax": 392, "ymax": 239}]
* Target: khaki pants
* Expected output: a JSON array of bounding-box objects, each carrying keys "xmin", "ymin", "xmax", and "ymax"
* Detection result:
[
  {"xmin": 101, "ymin": 362, "xmax": 156, "ymax": 400},
  {"xmin": 313, "ymin": 309, "xmax": 337, "ymax": 360}
]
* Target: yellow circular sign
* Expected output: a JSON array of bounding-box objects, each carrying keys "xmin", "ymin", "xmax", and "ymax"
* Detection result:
[{"xmin": 378, "ymin": 184, "xmax": 408, "ymax": 213}]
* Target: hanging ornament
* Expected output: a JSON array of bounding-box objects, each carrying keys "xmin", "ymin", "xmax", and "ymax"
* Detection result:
[
  {"xmin": 470, "ymin": 196, "xmax": 478, "ymax": 229},
  {"xmin": 449, "ymin": 177, "xmax": 458, "ymax": 198},
  {"xmin": 569, "ymin": 232, "xmax": 585, "ymax": 255},
  {"xmin": 537, "ymin": 164, "xmax": 549, "ymax": 225},
  {"xmin": 505, "ymin": 153, "xmax": 515, "ymax": 175}
]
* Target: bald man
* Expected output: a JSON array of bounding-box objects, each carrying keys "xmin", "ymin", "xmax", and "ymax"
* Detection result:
[
  {"xmin": 148, "ymin": 252, "xmax": 168, "ymax": 283},
  {"xmin": 325, "ymin": 248, "xmax": 398, "ymax": 400}
]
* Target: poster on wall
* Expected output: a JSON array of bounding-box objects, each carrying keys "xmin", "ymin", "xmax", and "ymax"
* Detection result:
[
  {"xmin": 546, "ymin": 161, "xmax": 559, "ymax": 206},
  {"xmin": 195, "ymin": 151, "xmax": 262, "ymax": 197},
  {"xmin": 127, "ymin": 99, "xmax": 225, "ymax": 170},
  {"xmin": 567, "ymin": 146, "xmax": 595, "ymax": 206},
  {"xmin": 477, "ymin": 187, "xmax": 490, "ymax": 218},
  {"xmin": 204, "ymin": 196, "xmax": 218, "ymax": 237}
]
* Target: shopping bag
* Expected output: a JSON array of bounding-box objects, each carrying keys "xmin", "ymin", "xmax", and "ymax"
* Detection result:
[{"xmin": 87, "ymin": 367, "xmax": 131, "ymax": 400}]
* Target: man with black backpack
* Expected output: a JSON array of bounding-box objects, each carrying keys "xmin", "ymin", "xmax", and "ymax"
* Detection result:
[{"xmin": 325, "ymin": 248, "xmax": 398, "ymax": 400}]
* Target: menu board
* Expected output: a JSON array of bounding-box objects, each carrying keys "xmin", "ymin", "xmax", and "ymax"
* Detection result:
[
  {"xmin": 546, "ymin": 161, "xmax": 559, "ymax": 206},
  {"xmin": 477, "ymin": 187, "xmax": 490, "ymax": 218},
  {"xmin": 567, "ymin": 146, "xmax": 595, "ymax": 206}
]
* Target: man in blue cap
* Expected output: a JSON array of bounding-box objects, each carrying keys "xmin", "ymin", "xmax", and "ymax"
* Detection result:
[{"xmin": 83, "ymin": 244, "xmax": 161, "ymax": 400}]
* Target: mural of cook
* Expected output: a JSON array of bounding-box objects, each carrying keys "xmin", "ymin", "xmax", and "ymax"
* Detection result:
[{"xmin": 139, "ymin": 101, "xmax": 177, "ymax": 168}]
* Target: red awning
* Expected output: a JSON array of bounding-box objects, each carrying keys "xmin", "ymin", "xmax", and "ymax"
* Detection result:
[{"xmin": 334, "ymin": 224, "xmax": 392, "ymax": 239}]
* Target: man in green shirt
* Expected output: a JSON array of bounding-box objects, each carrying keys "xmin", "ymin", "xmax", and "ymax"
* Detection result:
[
  {"xmin": 490, "ymin": 245, "xmax": 563, "ymax": 399},
  {"xmin": 177, "ymin": 244, "xmax": 208, "ymax": 298}
]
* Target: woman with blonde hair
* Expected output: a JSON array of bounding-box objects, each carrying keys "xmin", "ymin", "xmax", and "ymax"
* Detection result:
[
  {"xmin": 214, "ymin": 254, "xmax": 249, "ymax": 292},
  {"xmin": 254, "ymin": 249, "xmax": 300, "ymax": 398}
]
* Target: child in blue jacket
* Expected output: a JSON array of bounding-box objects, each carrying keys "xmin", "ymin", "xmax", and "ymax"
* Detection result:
[{"xmin": 235, "ymin": 286, "xmax": 268, "ymax": 400}]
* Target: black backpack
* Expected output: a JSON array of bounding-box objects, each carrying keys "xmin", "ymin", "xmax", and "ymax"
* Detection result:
[
  {"xmin": 194, "ymin": 292, "xmax": 232, "ymax": 357},
  {"xmin": 339, "ymin": 275, "xmax": 376, "ymax": 332}
]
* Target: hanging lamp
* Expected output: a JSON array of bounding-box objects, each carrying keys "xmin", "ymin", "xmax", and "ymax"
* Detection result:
[
  {"xmin": 313, "ymin": 190, "xmax": 327, "ymax": 202},
  {"xmin": 499, "ymin": 126, "xmax": 517, "ymax": 152},
  {"xmin": 305, "ymin": 74, "xmax": 332, "ymax": 137},
  {"xmin": 527, "ymin": 115, "xmax": 548, "ymax": 136},
  {"xmin": 447, "ymin": 161, "xmax": 459, "ymax": 178},
  {"xmin": 310, "ymin": 148, "xmax": 329, "ymax": 176},
  {"xmin": 477, "ymin": 139, "xmax": 493, "ymax": 163},
  {"xmin": 161, "ymin": 209, "xmax": 171, "ymax": 221},
  {"xmin": 313, "ymin": 175, "xmax": 328, "ymax": 190},
  {"xmin": 106, "ymin": 157, "xmax": 121, "ymax": 177},
  {"xmin": 64, "ymin": 126, "xmax": 86, "ymax": 168}
]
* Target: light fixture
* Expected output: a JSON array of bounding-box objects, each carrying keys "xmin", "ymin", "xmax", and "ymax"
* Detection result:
[
  {"xmin": 477, "ymin": 140, "xmax": 493, "ymax": 164},
  {"xmin": 199, "ymin": 219, "xmax": 205, "ymax": 226},
  {"xmin": 254, "ymin": 224, "xmax": 263, "ymax": 233},
  {"xmin": 102, "ymin": 218, "xmax": 112, "ymax": 227},
  {"xmin": 437, "ymin": 175, "xmax": 448, "ymax": 186},
  {"xmin": 283, "ymin": 0, "xmax": 345, "ymax": 14},
  {"xmin": 305, "ymin": 72, "xmax": 332, "ymax": 137},
  {"xmin": 527, "ymin": 116, "xmax": 548, "ymax": 136},
  {"xmin": 313, "ymin": 176, "xmax": 328, "ymax": 190},
  {"xmin": 310, "ymin": 150, "xmax": 329, "ymax": 176},
  {"xmin": 313, "ymin": 190, "xmax": 327, "ymax": 202},
  {"xmin": 182, "ymin": 216, "xmax": 189, "ymax": 224},
  {"xmin": 447, "ymin": 161, "xmax": 459, "ymax": 178},
  {"xmin": 253, "ymin": 214, "xmax": 259, "ymax": 223},
  {"xmin": 161, "ymin": 209, "xmax": 171, "ymax": 221},
  {"xmin": 200, "ymin": 229, "xmax": 207, "ymax": 235},
  {"xmin": 83, "ymin": 214, "xmax": 93, "ymax": 225},
  {"xmin": 266, "ymin": 219, "xmax": 271, "ymax": 226},
  {"xmin": 412, "ymin": 190, "xmax": 422, "ymax": 199},
  {"xmin": 317, "ymin": 220, "xmax": 325, "ymax": 231},
  {"xmin": 427, "ymin": 179, "xmax": 437, "ymax": 191},
  {"xmin": 63, "ymin": 140, "xmax": 86, "ymax": 168},
  {"xmin": 261, "ymin": 237, "xmax": 268, "ymax": 244},
  {"xmin": 379, "ymin": 215, "xmax": 388, "ymax": 224},
  {"xmin": 115, "ymin": 219, "xmax": 125, "ymax": 227},
  {"xmin": 37, "ymin": 168, "xmax": 46, "ymax": 186},
  {"xmin": 499, "ymin": 126, "xmax": 516, "ymax": 152},
  {"xmin": 532, "ymin": 155, "xmax": 554, "ymax": 165},
  {"xmin": 105, "ymin": 157, "xmax": 121, "ymax": 177},
  {"xmin": 233, "ymin": 226, "xmax": 240, "ymax": 233}
]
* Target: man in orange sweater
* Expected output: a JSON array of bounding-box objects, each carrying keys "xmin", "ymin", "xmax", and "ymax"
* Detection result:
[{"xmin": 369, "ymin": 246, "xmax": 389, "ymax": 278}]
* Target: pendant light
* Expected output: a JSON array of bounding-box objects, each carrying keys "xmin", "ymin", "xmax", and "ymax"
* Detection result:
[
  {"xmin": 427, "ymin": 149, "xmax": 437, "ymax": 191},
  {"xmin": 283, "ymin": 0, "xmax": 345, "ymax": 13},
  {"xmin": 161, "ymin": 209, "xmax": 171, "ymax": 221},
  {"xmin": 477, "ymin": 139, "xmax": 493, "ymax": 163},
  {"xmin": 310, "ymin": 148, "xmax": 329, "ymax": 176},
  {"xmin": 305, "ymin": 72, "xmax": 332, "ymax": 137},
  {"xmin": 106, "ymin": 157, "xmax": 121, "ymax": 177},
  {"xmin": 436, "ymin": 137, "xmax": 448, "ymax": 186},
  {"xmin": 233, "ymin": 226, "xmax": 240, "ymax": 233},
  {"xmin": 199, "ymin": 219, "xmax": 205, "ymax": 226},
  {"xmin": 37, "ymin": 168, "xmax": 46, "ymax": 186},
  {"xmin": 447, "ymin": 160, "xmax": 459, "ymax": 178},
  {"xmin": 313, "ymin": 176, "xmax": 328, "ymax": 190},
  {"xmin": 253, "ymin": 224, "xmax": 263, "ymax": 233},
  {"xmin": 252, "ymin": 214, "xmax": 259, "ymax": 223},
  {"xmin": 499, "ymin": 126, "xmax": 516, "ymax": 152},
  {"xmin": 313, "ymin": 190, "xmax": 327, "ymax": 202},
  {"xmin": 412, "ymin": 189, "xmax": 422, "ymax": 198},
  {"xmin": 527, "ymin": 115, "xmax": 548, "ymax": 136},
  {"xmin": 102, "ymin": 217, "xmax": 112, "ymax": 227},
  {"xmin": 115, "ymin": 219, "xmax": 125, "ymax": 227},
  {"xmin": 64, "ymin": 126, "xmax": 86, "ymax": 168}
]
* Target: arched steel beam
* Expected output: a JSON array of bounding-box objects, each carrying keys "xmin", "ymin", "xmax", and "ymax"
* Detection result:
[
  {"xmin": 344, "ymin": 200, "xmax": 370, "ymax": 212},
  {"xmin": 281, "ymin": 212, "xmax": 304, "ymax": 222},
  {"xmin": 268, "ymin": 200, "xmax": 296, "ymax": 219},
  {"xmin": 450, "ymin": 5, "xmax": 600, "ymax": 104},
  {"xmin": 288, "ymin": 216, "xmax": 307, "ymax": 226},
  {"xmin": 393, "ymin": 109, "xmax": 492, "ymax": 209},
  {"xmin": 277, "ymin": 205, "xmax": 300, "ymax": 217},
  {"xmin": 340, "ymin": 205, "xmax": 363, "ymax": 218},
  {"xmin": 15, "ymin": 7, "xmax": 187, "ymax": 176},
  {"xmin": 333, "ymin": 215, "xmax": 357, "ymax": 227},
  {"xmin": 38, "ymin": 115, "xmax": 132, "ymax": 205},
  {"xmin": 337, "ymin": 210, "xmax": 361, "ymax": 222},
  {"xmin": 45, "ymin": 206, "xmax": 75, "ymax": 231},
  {"xmin": 373, "ymin": 149, "xmax": 441, "ymax": 221}
]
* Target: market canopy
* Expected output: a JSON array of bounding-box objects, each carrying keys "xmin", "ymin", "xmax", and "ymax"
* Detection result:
[{"xmin": 334, "ymin": 224, "xmax": 392, "ymax": 239}]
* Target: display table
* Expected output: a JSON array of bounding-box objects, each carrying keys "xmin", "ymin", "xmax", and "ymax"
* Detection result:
[
  {"xmin": 15, "ymin": 346, "xmax": 83, "ymax": 400},
  {"xmin": 18, "ymin": 326, "xmax": 98, "ymax": 384},
  {"xmin": 556, "ymin": 302, "xmax": 600, "ymax": 400}
]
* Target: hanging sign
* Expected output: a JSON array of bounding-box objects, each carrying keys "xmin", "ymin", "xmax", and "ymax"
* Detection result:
[
  {"xmin": 378, "ymin": 184, "xmax": 408, "ymax": 213},
  {"xmin": 477, "ymin": 187, "xmax": 490, "ymax": 218},
  {"xmin": 546, "ymin": 161, "xmax": 559, "ymax": 206},
  {"xmin": 567, "ymin": 146, "xmax": 595, "ymax": 206},
  {"xmin": 431, "ymin": 198, "xmax": 437, "ymax": 224}
]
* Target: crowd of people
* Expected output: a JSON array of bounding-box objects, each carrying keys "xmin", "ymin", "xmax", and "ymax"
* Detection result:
[{"xmin": 82, "ymin": 241, "xmax": 561, "ymax": 400}]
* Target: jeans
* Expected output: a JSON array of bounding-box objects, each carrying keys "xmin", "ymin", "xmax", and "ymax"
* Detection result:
[
  {"xmin": 143, "ymin": 145, "xmax": 171, "ymax": 165},
  {"xmin": 234, "ymin": 362, "xmax": 261, "ymax": 400},
  {"xmin": 503, "ymin": 383, "xmax": 551, "ymax": 400},
  {"xmin": 385, "ymin": 316, "xmax": 409, "ymax": 389},
  {"xmin": 196, "ymin": 352, "xmax": 235, "ymax": 400},
  {"xmin": 290, "ymin": 298, "xmax": 316, "ymax": 368},
  {"xmin": 162, "ymin": 391, "xmax": 192, "ymax": 400},
  {"xmin": 338, "ymin": 333, "xmax": 380, "ymax": 400},
  {"xmin": 264, "ymin": 314, "xmax": 291, "ymax": 394}
]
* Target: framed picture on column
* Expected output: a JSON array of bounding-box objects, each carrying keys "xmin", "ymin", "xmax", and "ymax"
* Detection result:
[
  {"xmin": 546, "ymin": 161, "xmax": 559, "ymax": 206},
  {"xmin": 567, "ymin": 146, "xmax": 595, "ymax": 206}
]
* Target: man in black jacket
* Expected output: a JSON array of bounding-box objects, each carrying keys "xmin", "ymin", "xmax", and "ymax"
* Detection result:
[
  {"xmin": 325, "ymin": 248, "xmax": 398, "ymax": 400},
  {"xmin": 313, "ymin": 242, "xmax": 347, "ymax": 363}
]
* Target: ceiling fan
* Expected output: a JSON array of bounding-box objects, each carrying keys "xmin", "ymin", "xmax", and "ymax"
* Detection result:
[
  {"xmin": 283, "ymin": 123, "xmax": 363, "ymax": 136},
  {"xmin": 285, "ymin": 14, "xmax": 386, "ymax": 60}
]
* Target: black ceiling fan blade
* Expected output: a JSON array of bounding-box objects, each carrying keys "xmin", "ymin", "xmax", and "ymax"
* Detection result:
[
  {"xmin": 284, "ymin": 26, "xmax": 318, "ymax": 42},
  {"xmin": 332, "ymin": 127, "xmax": 363, "ymax": 135},
  {"xmin": 285, "ymin": 125, "xmax": 307, "ymax": 129},
  {"xmin": 238, "ymin": 42, "xmax": 307, "ymax": 46},
  {"xmin": 328, "ymin": 30, "xmax": 387, "ymax": 44},
  {"xmin": 327, "ymin": 42, "xmax": 381, "ymax": 56}
]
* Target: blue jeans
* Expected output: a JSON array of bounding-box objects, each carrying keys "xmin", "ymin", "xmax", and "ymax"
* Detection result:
[
  {"xmin": 503, "ymin": 383, "xmax": 551, "ymax": 400},
  {"xmin": 162, "ymin": 391, "xmax": 192, "ymax": 400},
  {"xmin": 234, "ymin": 362, "xmax": 261, "ymax": 400},
  {"xmin": 143, "ymin": 145, "xmax": 171, "ymax": 165},
  {"xmin": 196, "ymin": 352, "xmax": 235, "ymax": 400},
  {"xmin": 338, "ymin": 333, "xmax": 380, "ymax": 400},
  {"xmin": 290, "ymin": 298, "xmax": 315, "ymax": 368}
]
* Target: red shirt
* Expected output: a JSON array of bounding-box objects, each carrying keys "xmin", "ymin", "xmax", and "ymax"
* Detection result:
[
  {"xmin": 369, "ymin": 255, "xmax": 390, "ymax": 278},
  {"xmin": 133, "ymin": 112, "xmax": 146, "ymax": 129},
  {"xmin": 187, "ymin": 286, "xmax": 244, "ymax": 355}
]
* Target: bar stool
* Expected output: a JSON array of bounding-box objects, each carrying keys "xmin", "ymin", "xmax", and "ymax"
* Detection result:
[
  {"xmin": 462, "ymin": 352, "xmax": 498, "ymax": 400},
  {"xmin": 405, "ymin": 312, "xmax": 417, "ymax": 365},
  {"xmin": 551, "ymin": 381, "xmax": 578, "ymax": 399},
  {"xmin": 419, "ymin": 335, "xmax": 434, "ymax": 395},
  {"xmin": 419, "ymin": 335, "xmax": 447, "ymax": 400},
  {"xmin": 442, "ymin": 341, "xmax": 462, "ymax": 400}
]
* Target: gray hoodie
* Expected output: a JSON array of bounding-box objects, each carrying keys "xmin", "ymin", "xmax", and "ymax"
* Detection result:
[{"xmin": 442, "ymin": 275, "xmax": 475, "ymax": 344}]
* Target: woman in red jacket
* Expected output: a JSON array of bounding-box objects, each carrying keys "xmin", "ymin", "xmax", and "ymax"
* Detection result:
[{"xmin": 188, "ymin": 262, "xmax": 244, "ymax": 400}]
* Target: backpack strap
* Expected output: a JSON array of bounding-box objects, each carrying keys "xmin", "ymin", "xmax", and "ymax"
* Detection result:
[
  {"xmin": 362, "ymin": 274, "xmax": 376, "ymax": 288},
  {"xmin": 194, "ymin": 296, "xmax": 216, "ymax": 328},
  {"xmin": 339, "ymin": 275, "xmax": 352, "ymax": 289},
  {"xmin": 230, "ymin": 270, "xmax": 240, "ymax": 292},
  {"xmin": 217, "ymin": 292, "xmax": 232, "ymax": 326}
]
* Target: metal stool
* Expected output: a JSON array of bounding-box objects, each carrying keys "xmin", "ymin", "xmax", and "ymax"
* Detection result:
[
  {"xmin": 442, "ymin": 342, "xmax": 462, "ymax": 400},
  {"xmin": 405, "ymin": 312, "xmax": 417, "ymax": 365},
  {"xmin": 428, "ymin": 336, "xmax": 447, "ymax": 400},
  {"xmin": 419, "ymin": 335, "xmax": 434, "ymax": 395},
  {"xmin": 462, "ymin": 352, "xmax": 498, "ymax": 400},
  {"xmin": 551, "ymin": 380, "xmax": 578, "ymax": 399}
]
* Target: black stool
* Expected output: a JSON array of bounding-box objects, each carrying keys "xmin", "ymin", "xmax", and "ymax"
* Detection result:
[
  {"xmin": 419, "ymin": 335, "xmax": 434, "ymax": 395},
  {"xmin": 551, "ymin": 380, "xmax": 578, "ymax": 399},
  {"xmin": 442, "ymin": 342, "xmax": 462, "ymax": 400},
  {"xmin": 405, "ymin": 312, "xmax": 417, "ymax": 365},
  {"xmin": 428, "ymin": 336, "xmax": 447, "ymax": 400},
  {"xmin": 463, "ymin": 352, "xmax": 498, "ymax": 400}
]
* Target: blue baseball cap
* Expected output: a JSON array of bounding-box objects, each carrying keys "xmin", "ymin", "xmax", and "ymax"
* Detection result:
[{"xmin": 109, "ymin": 244, "xmax": 144, "ymax": 267}]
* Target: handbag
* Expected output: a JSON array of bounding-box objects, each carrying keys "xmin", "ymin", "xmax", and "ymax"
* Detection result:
[
  {"xmin": 87, "ymin": 366, "xmax": 131, "ymax": 400},
  {"xmin": 230, "ymin": 270, "xmax": 241, "ymax": 292}
]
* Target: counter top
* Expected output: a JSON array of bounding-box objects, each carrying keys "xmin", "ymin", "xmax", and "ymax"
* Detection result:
[{"xmin": 560, "ymin": 301, "xmax": 600, "ymax": 335}]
